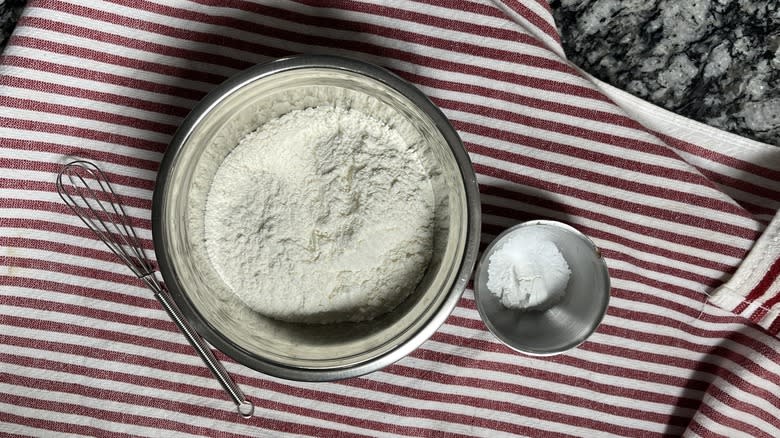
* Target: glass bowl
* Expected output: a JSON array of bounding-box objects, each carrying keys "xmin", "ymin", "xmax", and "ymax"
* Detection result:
[{"xmin": 152, "ymin": 55, "xmax": 481, "ymax": 381}]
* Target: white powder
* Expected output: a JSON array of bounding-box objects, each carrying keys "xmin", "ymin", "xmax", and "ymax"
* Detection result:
[
  {"xmin": 204, "ymin": 105, "xmax": 435, "ymax": 324},
  {"xmin": 487, "ymin": 233, "xmax": 571, "ymax": 311}
]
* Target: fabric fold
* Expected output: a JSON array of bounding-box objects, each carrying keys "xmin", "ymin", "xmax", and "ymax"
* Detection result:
[
  {"xmin": 1, "ymin": 1, "xmax": 779, "ymax": 437},
  {"xmin": 710, "ymin": 212, "xmax": 780, "ymax": 334}
]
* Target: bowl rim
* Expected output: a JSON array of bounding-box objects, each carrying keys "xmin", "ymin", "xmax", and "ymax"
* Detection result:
[{"xmin": 152, "ymin": 54, "xmax": 482, "ymax": 381}]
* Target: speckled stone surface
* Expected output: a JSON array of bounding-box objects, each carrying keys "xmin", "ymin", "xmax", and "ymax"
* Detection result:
[
  {"xmin": 551, "ymin": 0, "xmax": 779, "ymax": 146},
  {"xmin": 0, "ymin": 0, "xmax": 24, "ymax": 52}
]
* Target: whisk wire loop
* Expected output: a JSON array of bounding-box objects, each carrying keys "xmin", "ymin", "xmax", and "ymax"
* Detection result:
[
  {"xmin": 55, "ymin": 160, "xmax": 253, "ymax": 418},
  {"xmin": 56, "ymin": 160, "xmax": 156, "ymax": 280}
]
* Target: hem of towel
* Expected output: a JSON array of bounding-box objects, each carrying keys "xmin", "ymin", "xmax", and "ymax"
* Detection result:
[
  {"xmin": 572, "ymin": 67, "xmax": 778, "ymax": 156},
  {"xmin": 708, "ymin": 212, "xmax": 780, "ymax": 335}
]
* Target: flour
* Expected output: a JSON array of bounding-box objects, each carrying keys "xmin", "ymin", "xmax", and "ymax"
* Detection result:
[
  {"xmin": 204, "ymin": 105, "xmax": 435, "ymax": 324},
  {"xmin": 487, "ymin": 233, "xmax": 570, "ymax": 311}
]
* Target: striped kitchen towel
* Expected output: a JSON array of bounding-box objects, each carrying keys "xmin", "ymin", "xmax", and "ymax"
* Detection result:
[{"xmin": 1, "ymin": 0, "xmax": 779, "ymax": 436}]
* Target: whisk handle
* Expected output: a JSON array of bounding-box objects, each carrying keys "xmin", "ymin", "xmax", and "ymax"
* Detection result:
[{"xmin": 153, "ymin": 287, "xmax": 255, "ymax": 418}]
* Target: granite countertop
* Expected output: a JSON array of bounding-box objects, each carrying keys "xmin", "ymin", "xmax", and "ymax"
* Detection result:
[
  {"xmin": 0, "ymin": 0, "xmax": 24, "ymax": 52},
  {"xmin": 551, "ymin": 0, "xmax": 779, "ymax": 146},
  {"xmin": 0, "ymin": 0, "xmax": 776, "ymax": 145}
]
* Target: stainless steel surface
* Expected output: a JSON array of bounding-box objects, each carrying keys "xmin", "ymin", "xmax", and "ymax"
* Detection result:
[
  {"xmin": 153, "ymin": 55, "xmax": 481, "ymax": 381},
  {"xmin": 56, "ymin": 160, "xmax": 255, "ymax": 418},
  {"xmin": 474, "ymin": 220, "xmax": 610, "ymax": 356}
]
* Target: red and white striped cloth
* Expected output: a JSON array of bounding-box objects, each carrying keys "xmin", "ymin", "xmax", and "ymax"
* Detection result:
[{"xmin": 1, "ymin": 0, "xmax": 779, "ymax": 436}]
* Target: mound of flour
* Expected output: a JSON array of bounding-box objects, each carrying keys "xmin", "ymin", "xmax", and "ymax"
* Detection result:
[
  {"xmin": 487, "ymin": 233, "xmax": 571, "ymax": 311},
  {"xmin": 204, "ymin": 105, "xmax": 435, "ymax": 324}
]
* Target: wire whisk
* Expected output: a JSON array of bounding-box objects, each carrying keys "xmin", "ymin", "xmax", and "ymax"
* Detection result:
[{"xmin": 56, "ymin": 160, "xmax": 255, "ymax": 419}]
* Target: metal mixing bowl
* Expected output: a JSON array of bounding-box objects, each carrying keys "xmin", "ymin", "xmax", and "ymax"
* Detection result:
[
  {"xmin": 152, "ymin": 55, "xmax": 481, "ymax": 381},
  {"xmin": 474, "ymin": 220, "xmax": 610, "ymax": 356}
]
